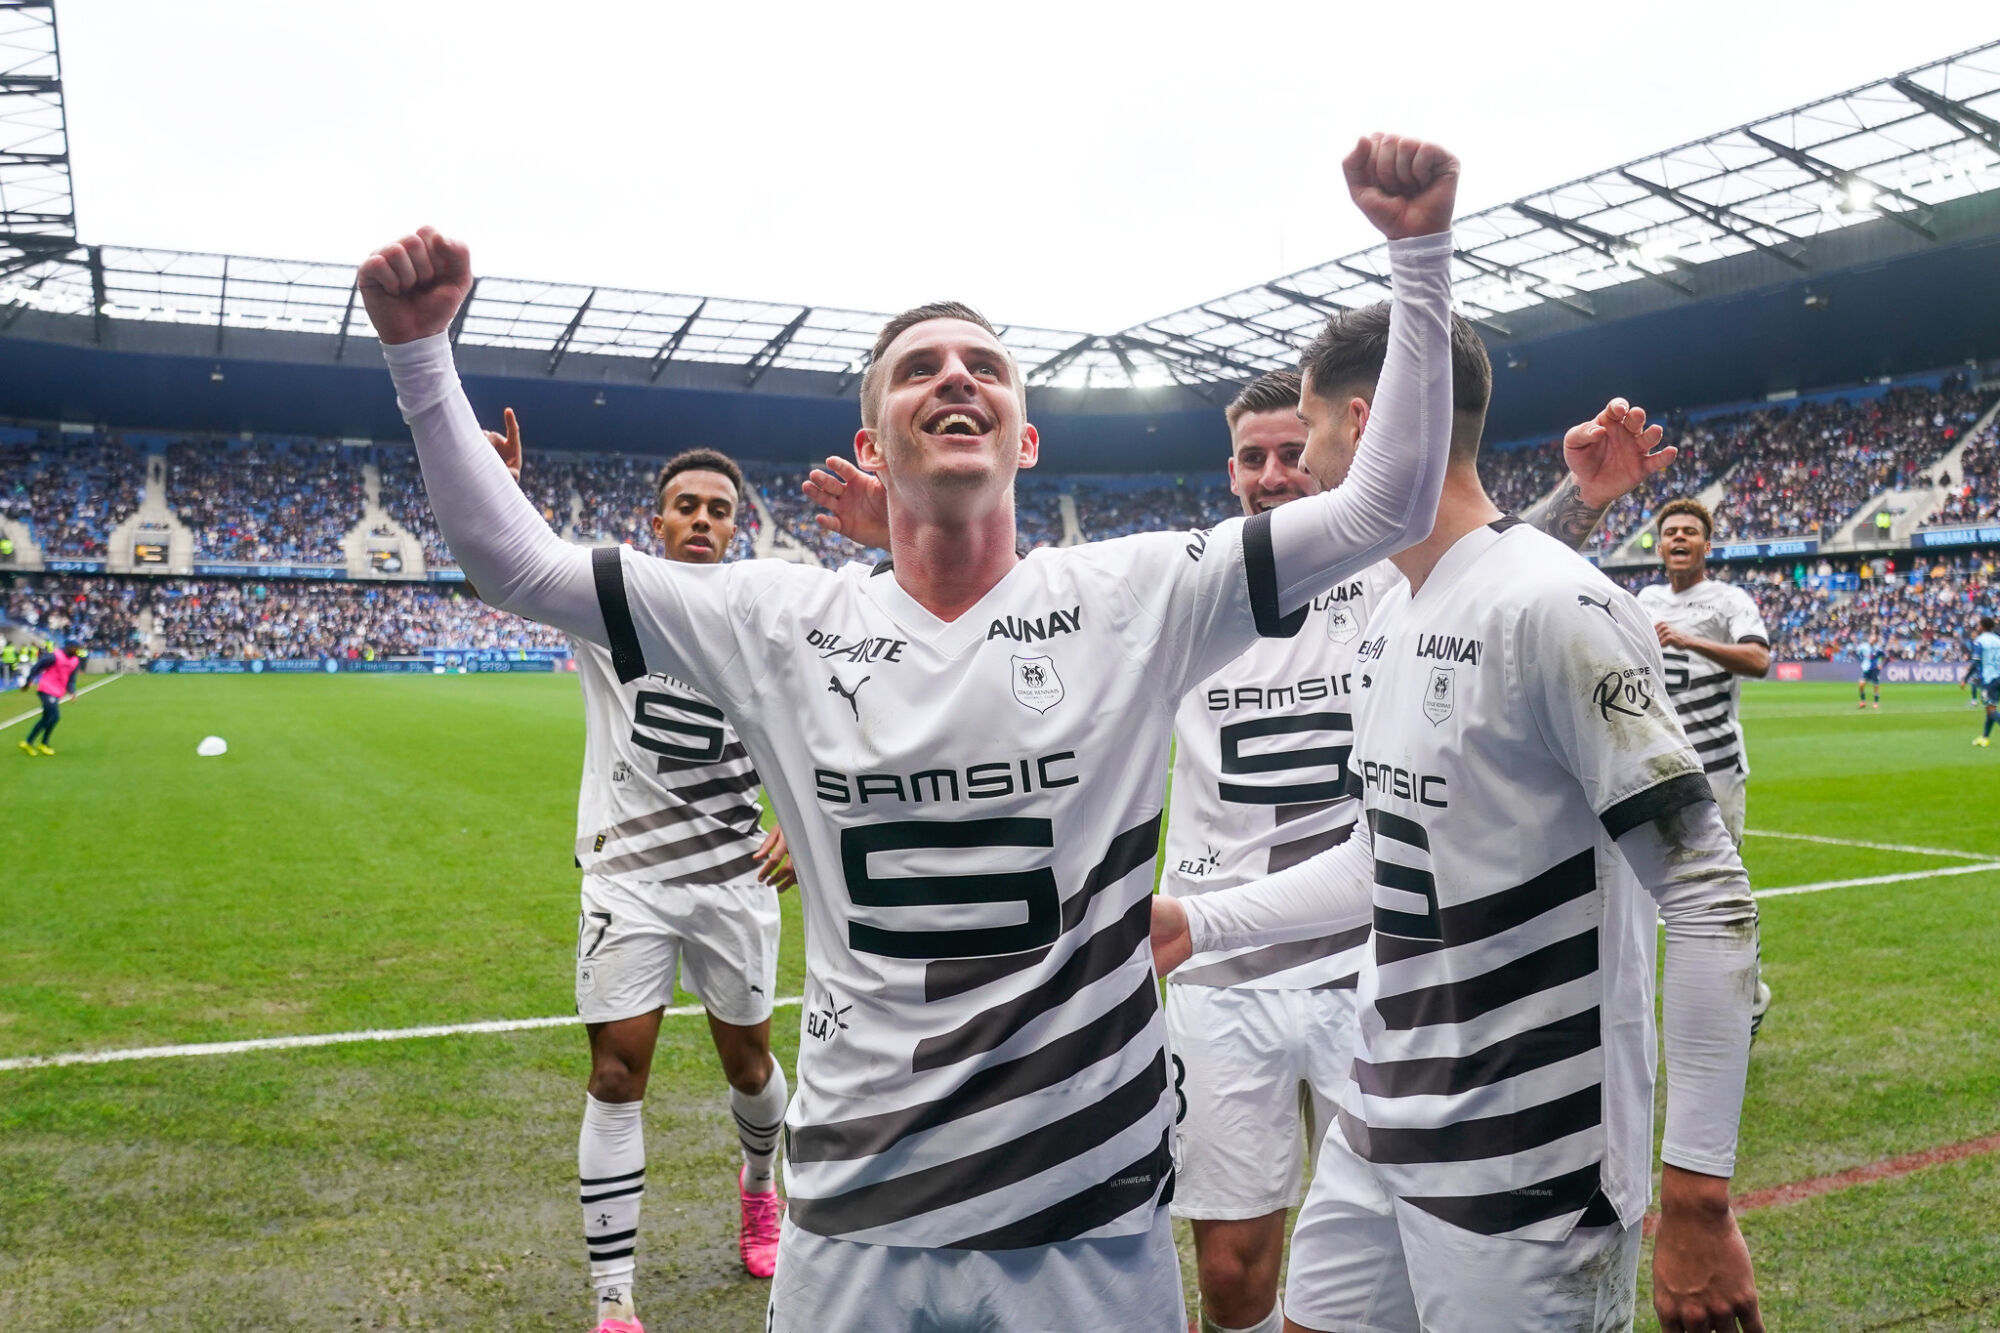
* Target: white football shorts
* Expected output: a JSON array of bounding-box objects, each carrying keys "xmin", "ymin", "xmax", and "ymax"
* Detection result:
[
  {"xmin": 766, "ymin": 1205, "xmax": 1185, "ymax": 1333},
  {"xmin": 1165, "ymin": 982, "xmax": 1356, "ymax": 1220},
  {"xmin": 1708, "ymin": 765, "xmax": 1747, "ymax": 846},
  {"xmin": 574, "ymin": 872, "xmax": 780, "ymax": 1027},
  {"xmin": 1284, "ymin": 1116, "xmax": 1642, "ymax": 1333}
]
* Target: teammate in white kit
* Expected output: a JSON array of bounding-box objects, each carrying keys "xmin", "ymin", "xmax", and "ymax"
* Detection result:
[
  {"xmin": 1153, "ymin": 369, "xmax": 1678, "ymax": 1333},
  {"xmin": 1636, "ymin": 500, "xmax": 1771, "ymax": 841},
  {"xmin": 482, "ymin": 412, "xmax": 798, "ymax": 1331},
  {"xmin": 1639, "ymin": 498, "xmax": 1774, "ymax": 1037},
  {"xmin": 803, "ymin": 366, "xmax": 1676, "ymax": 1333},
  {"xmin": 1154, "ymin": 313, "xmax": 1764, "ymax": 1332},
  {"xmin": 361, "ymin": 131, "xmax": 1461, "ymax": 1332}
]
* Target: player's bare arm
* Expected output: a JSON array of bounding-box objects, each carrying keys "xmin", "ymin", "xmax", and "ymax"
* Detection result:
[
  {"xmin": 1522, "ymin": 398, "xmax": 1677, "ymax": 548},
  {"xmin": 1656, "ymin": 621, "xmax": 1772, "ymax": 678},
  {"xmin": 1654, "ymin": 1164, "xmax": 1764, "ymax": 1333}
]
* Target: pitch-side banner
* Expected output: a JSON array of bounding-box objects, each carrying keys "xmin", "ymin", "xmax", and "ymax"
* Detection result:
[{"xmin": 1773, "ymin": 660, "xmax": 1970, "ymax": 684}]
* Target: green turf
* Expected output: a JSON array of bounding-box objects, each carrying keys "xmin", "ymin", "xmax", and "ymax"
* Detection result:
[{"xmin": 3, "ymin": 676, "xmax": 1998, "ymax": 1330}]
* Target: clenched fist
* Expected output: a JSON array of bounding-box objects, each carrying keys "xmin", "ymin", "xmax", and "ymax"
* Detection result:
[{"xmin": 358, "ymin": 226, "xmax": 474, "ymax": 347}]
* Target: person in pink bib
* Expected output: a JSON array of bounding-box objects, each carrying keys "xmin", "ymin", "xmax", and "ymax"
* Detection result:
[{"xmin": 20, "ymin": 640, "xmax": 82, "ymax": 756}]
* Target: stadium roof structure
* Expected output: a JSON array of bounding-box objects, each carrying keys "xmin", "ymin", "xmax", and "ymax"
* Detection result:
[{"xmin": 3, "ymin": 7, "xmax": 2000, "ymax": 398}]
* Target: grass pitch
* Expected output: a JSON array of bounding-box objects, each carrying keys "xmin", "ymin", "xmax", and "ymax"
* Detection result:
[{"xmin": 2, "ymin": 675, "xmax": 1998, "ymax": 1330}]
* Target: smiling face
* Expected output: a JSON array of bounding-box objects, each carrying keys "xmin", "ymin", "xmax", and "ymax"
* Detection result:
[
  {"xmin": 1659, "ymin": 512, "xmax": 1711, "ymax": 578},
  {"xmin": 1227, "ymin": 409, "xmax": 1319, "ymax": 517},
  {"xmin": 855, "ymin": 318, "xmax": 1037, "ymax": 510},
  {"xmin": 650, "ymin": 468, "xmax": 739, "ymax": 564},
  {"xmin": 1297, "ymin": 370, "xmax": 1370, "ymax": 491}
]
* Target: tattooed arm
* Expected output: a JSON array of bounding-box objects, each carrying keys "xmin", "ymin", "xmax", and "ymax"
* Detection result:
[{"xmin": 1522, "ymin": 397, "xmax": 1678, "ymax": 551}]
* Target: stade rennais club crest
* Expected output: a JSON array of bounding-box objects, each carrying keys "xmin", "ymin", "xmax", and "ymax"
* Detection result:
[{"xmin": 1011, "ymin": 655, "xmax": 1065, "ymax": 714}]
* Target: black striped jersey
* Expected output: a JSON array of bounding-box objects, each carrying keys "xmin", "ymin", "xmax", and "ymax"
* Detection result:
[
  {"xmin": 1340, "ymin": 519, "xmax": 1710, "ymax": 1240},
  {"xmin": 1161, "ymin": 562, "xmax": 1403, "ymax": 990},
  {"xmin": 591, "ymin": 518, "xmax": 1282, "ymax": 1249},
  {"xmin": 1634, "ymin": 579, "xmax": 1768, "ymax": 778},
  {"xmin": 571, "ymin": 635, "xmax": 766, "ymax": 886}
]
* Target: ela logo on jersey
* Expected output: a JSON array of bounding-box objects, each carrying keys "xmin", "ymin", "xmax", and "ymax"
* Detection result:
[
  {"xmin": 1423, "ymin": 665, "xmax": 1455, "ymax": 725},
  {"xmin": 1011, "ymin": 655, "xmax": 1065, "ymax": 713}
]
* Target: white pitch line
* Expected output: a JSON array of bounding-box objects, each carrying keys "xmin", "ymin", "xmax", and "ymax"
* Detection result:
[
  {"xmin": 1756, "ymin": 861, "xmax": 2000, "ymax": 900},
  {"xmin": 0, "ymin": 996, "xmax": 805, "ymax": 1073},
  {"xmin": 0, "ymin": 670, "xmax": 124, "ymax": 732},
  {"xmin": 1744, "ymin": 828, "xmax": 1994, "ymax": 862}
]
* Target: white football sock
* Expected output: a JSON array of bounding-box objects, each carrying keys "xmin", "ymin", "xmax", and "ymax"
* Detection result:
[
  {"xmin": 579, "ymin": 1093, "xmax": 645, "ymax": 1315},
  {"xmin": 731, "ymin": 1060, "xmax": 788, "ymax": 1195},
  {"xmin": 1201, "ymin": 1299, "xmax": 1284, "ymax": 1333}
]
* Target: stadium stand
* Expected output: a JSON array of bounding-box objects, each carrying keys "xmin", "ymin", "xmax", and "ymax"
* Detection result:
[
  {"xmin": 0, "ymin": 426, "xmax": 143, "ymax": 559},
  {"xmin": 165, "ymin": 436, "xmax": 365, "ymax": 563},
  {"xmin": 1930, "ymin": 415, "xmax": 2000, "ymax": 526},
  {"xmin": 1068, "ymin": 474, "xmax": 1236, "ymax": 541},
  {"xmin": 4, "ymin": 575, "xmax": 147, "ymax": 655}
]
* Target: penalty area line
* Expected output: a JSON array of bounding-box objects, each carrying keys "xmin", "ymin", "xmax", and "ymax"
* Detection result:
[
  {"xmin": 0, "ymin": 995, "xmax": 805, "ymax": 1072},
  {"xmin": 0, "ymin": 671, "xmax": 125, "ymax": 732},
  {"xmin": 1756, "ymin": 861, "xmax": 2000, "ymax": 899},
  {"xmin": 1744, "ymin": 827, "xmax": 1994, "ymax": 862}
]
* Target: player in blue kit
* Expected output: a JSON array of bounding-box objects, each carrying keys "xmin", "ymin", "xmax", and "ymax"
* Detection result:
[
  {"xmin": 1856, "ymin": 637, "xmax": 1885, "ymax": 709},
  {"xmin": 1974, "ymin": 616, "xmax": 2000, "ymax": 747}
]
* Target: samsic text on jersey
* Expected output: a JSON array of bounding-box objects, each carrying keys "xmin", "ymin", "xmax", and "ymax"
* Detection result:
[
  {"xmin": 591, "ymin": 519, "xmax": 1286, "ymax": 1249},
  {"xmin": 1340, "ymin": 519, "xmax": 1710, "ymax": 1241},
  {"xmin": 571, "ymin": 636, "xmax": 766, "ymax": 885},
  {"xmin": 1162, "ymin": 564, "xmax": 1402, "ymax": 990},
  {"xmin": 1634, "ymin": 579, "xmax": 1769, "ymax": 778}
]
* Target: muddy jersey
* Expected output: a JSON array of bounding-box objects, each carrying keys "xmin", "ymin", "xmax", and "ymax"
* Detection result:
[
  {"xmin": 571, "ymin": 635, "xmax": 765, "ymax": 887},
  {"xmin": 1339, "ymin": 519, "xmax": 1710, "ymax": 1240},
  {"xmin": 595, "ymin": 519, "xmax": 1292, "ymax": 1249},
  {"xmin": 1162, "ymin": 562, "xmax": 1404, "ymax": 990},
  {"xmin": 1634, "ymin": 579, "xmax": 1768, "ymax": 777}
]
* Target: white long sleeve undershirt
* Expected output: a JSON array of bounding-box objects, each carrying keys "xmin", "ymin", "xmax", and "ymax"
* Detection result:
[
  {"xmin": 1181, "ymin": 798, "xmax": 1758, "ymax": 1178},
  {"xmin": 378, "ymin": 233, "xmax": 1456, "ymax": 642}
]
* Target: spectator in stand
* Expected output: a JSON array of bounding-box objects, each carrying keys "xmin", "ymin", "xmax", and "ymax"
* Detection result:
[
  {"xmin": 167, "ymin": 436, "xmax": 366, "ymax": 563},
  {"xmin": 0, "ymin": 429, "xmax": 144, "ymax": 558}
]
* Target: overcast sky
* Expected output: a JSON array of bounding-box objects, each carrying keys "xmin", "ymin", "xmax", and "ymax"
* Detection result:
[{"xmin": 56, "ymin": 1, "xmax": 2000, "ymax": 333}]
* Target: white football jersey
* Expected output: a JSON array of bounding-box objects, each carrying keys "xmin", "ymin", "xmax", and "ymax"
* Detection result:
[
  {"xmin": 1634, "ymin": 579, "xmax": 1768, "ymax": 778},
  {"xmin": 594, "ymin": 519, "xmax": 1279, "ymax": 1249},
  {"xmin": 1340, "ymin": 519, "xmax": 1709, "ymax": 1240},
  {"xmin": 571, "ymin": 636, "xmax": 766, "ymax": 886},
  {"xmin": 1162, "ymin": 562, "xmax": 1403, "ymax": 990}
]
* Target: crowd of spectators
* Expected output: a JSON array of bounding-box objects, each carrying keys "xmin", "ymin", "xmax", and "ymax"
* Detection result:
[
  {"xmin": 1068, "ymin": 474, "xmax": 1236, "ymax": 540},
  {"xmin": 0, "ymin": 428, "xmax": 144, "ymax": 558},
  {"xmin": 166, "ymin": 437, "xmax": 365, "ymax": 563},
  {"xmin": 1705, "ymin": 380, "xmax": 1992, "ymax": 542},
  {"xmin": 148, "ymin": 579, "xmax": 571, "ymax": 658},
  {"xmin": 1929, "ymin": 416, "xmax": 1999, "ymax": 528},
  {"xmin": 3, "ymin": 576, "xmax": 147, "ymax": 655},
  {"xmin": 1611, "ymin": 552, "xmax": 1996, "ymax": 664}
]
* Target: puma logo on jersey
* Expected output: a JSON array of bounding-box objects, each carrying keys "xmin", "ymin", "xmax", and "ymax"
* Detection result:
[
  {"xmin": 828, "ymin": 673, "xmax": 871, "ymax": 718},
  {"xmin": 1577, "ymin": 592, "xmax": 1617, "ymax": 619},
  {"xmin": 987, "ymin": 605, "xmax": 1082, "ymax": 643},
  {"xmin": 1414, "ymin": 633, "xmax": 1483, "ymax": 665}
]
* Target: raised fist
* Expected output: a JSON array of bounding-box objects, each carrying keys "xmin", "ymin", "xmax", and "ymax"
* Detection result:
[
  {"xmin": 1343, "ymin": 134, "xmax": 1459, "ymax": 242},
  {"xmin": 357, "ymin": 226, "xmax": 474, "ymax": 347}
]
